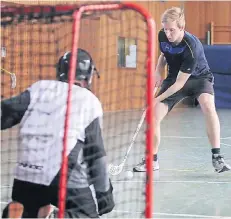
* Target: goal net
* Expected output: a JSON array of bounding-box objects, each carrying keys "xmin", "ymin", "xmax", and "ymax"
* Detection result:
[{"xmin": 1, "ymin": 2, "xmax": 155, "ymax": 218}]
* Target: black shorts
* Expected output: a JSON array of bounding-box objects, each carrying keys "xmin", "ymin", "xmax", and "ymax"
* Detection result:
[
  {"xmin": 7, "ymin": 179, "xmax": 98, "ymax": 218},
  {"xmin": 157, "ymin": 77, "xmax": 214, "ymax": 112}
]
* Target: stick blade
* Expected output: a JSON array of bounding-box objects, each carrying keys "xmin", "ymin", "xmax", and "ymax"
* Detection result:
[{"xmin": 108, "ymin": 163, "xmax": 123, "ymax": 176}]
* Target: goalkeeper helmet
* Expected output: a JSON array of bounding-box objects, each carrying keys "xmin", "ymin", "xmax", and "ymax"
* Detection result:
[{"xmin": 56, "ymin": 48, "xmax": 99, "ymax": 87}]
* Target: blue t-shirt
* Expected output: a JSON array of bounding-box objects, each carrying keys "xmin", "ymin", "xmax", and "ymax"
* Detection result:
[{"xmin": 159, "ymin": 29, "xmax": 213, "ymax": 81}]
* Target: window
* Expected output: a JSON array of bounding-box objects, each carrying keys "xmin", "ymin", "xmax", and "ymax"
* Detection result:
[{"xmin": 117, "ymin": 37, "xmax": 137, "ymax": 68}]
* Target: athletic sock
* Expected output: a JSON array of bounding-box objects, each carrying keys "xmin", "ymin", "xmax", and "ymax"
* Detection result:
[
  {"xmin": 153, "ymin": 154, "xmax": 158, "ymax": 161},
  {"xmin": 211, "ymin": 148, "xmax": 220, "ymax": 155}
]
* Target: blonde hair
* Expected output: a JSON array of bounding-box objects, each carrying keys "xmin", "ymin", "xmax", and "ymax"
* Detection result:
[{"xmin": 161, "ymin": 7, "xmax": 185, "ymax": 29}]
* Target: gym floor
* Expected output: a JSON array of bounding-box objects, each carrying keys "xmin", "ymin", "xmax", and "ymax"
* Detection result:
[
  {"xmin": 104, "ymin": 107, "xmax": 231, "ymax": 218},
  {"xmin": 1, "ymin": 107, "xmax": 231, "ymax": 218}
]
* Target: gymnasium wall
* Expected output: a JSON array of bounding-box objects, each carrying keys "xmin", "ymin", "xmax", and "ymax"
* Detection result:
[
  {"xmin": 1, "ymin": 1, "xmax": 182, "ymax": 112},
  {"xmin": 184, "ymin": 1, "xmax": 231, "ymax": 43},
  {"xmin": 3, "ymin": 0, "xmax": 230, "ymax": 43},
  {"xmin": 2, "ymin": 0, "xmax": 231, "ymax": 44}
]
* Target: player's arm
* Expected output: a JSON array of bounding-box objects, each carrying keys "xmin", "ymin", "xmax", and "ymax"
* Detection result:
[
  {"xmin": 1, "ymin": 90, "xmax": 30, "ymax": 130},
  {"xmin": 156, "ymin": 71, "xmax": 191, "ymax": 102},
  {"xmin": 156, "ymin": 45, "xmax": 195, "ymax": 102},
  {"xmin": 84, "ymin": 118, "xmax": 115, "ymax": 216},
  {"xmin": 155, "ymin": 53, "xmax": 167, "ymax": 87},
  {"xmin": 156, "ymin": 53, "xmax": 167, "ymax": 73},
  {"xmin": 156, "ymin": 30, "xmax": 168, "ymax": 87}
]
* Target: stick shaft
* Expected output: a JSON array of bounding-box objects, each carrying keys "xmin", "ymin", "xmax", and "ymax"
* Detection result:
[
  {"xmin": 1, "ymin": 68, "xmax": 14, "ymax": 75},
  {"xmin": 109, "ymin": 87, "xmax": 159, "ymax": 174},
  {"xmin": 123, "ymin": 87, "xmax": 158, "ymax": 160}
]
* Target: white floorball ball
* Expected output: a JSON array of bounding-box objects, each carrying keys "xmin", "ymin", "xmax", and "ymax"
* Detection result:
[{"xmin": 125, "ymin": 170, "xmax": 134, "ymax": 180}]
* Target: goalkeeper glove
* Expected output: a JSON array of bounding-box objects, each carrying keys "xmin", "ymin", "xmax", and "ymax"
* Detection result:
[{"xmin": 96, "ymin": 180, "xmax": 115, "ymax": 216}]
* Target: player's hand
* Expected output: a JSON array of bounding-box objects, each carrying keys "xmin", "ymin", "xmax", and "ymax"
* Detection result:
[
  {"xmin": 155, "ymin": 73, "xmax": 163, "ymax": 87},
  {"xmin": 96, "ymin": 180, "xmax": 115, "ymax": 215},
  {"xmin": 154, "ymin": 96, "xmax": 161, "ymax": 105}
]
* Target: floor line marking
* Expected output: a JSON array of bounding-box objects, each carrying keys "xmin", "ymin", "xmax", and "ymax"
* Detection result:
[
  {"xmin": 112, "ymin": 209, "xmax": 226, "ymax": 218},
  {"xmin": 221, "ymin": 142, "xmax": 231, "ymax": 147},
  {"xmin": 111, "ymin": 180, "xmax": 230, "ymax": 184},
  {"xmin": 162, "ymin": 135, "xmax": 231, "ymax": 140},
  {"xmin": 2, "ymin": 181, "xmax": 228, "ymax": 186}
]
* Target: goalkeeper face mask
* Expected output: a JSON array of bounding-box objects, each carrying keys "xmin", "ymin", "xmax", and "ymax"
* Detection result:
[{"xmin": 56, "ymin": 48, "xmax": 99, "ymax": 88}]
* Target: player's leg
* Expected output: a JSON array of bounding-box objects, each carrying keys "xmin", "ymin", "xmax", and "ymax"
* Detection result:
[
  {"xmin": 152, "ymin": 101, "xmax": 169, "ymax": 172},
  {"xmin": 2, "ymin": 179, "xmax": 38, "ymax": 218},
  {"xmin": 2, "ymin": 202, "xmax": 24, "ymax": 218},
  {"xmin": 133, "ymin": 80, "xmax": 186, "ymax": 172},
  {"xmin": 193, "ymin": 77, "xmax": 230, "ymax": 173},
  {"xmin": 2, "ymin": 203, "xmax": 50, "ymax": 219},
  {"xmin": 197, "ymin": 93, "xmax": 220, "ymax": 149},
  {"xmin": 197, "ymin": 92, "xmax": 230, "ymax": 172},
  {"xmin": 133, "ymin": 100, "xmax": 168, "ymax": 171},
  {"xmin": 37, "ymin": 204, "xmax": 56, "ymax": 218},
  {"xmin": 10, "ymin": 179, "xmax": 52, "ymax": 218}
]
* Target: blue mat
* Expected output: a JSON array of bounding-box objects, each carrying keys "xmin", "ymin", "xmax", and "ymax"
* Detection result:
[
  {"xmin": 214, "ymin": 73, "xmax": 231, "ymax": 109},
  {"xmin": 204, "ymin": 45, "xmax": 231, "ymax": 108},
  {"xmin": 204, "ymin": 45, "xmax": 231, "ymax": 74}
]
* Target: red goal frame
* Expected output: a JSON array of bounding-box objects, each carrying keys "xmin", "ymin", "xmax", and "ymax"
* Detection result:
[{"xmin": 1, "ymin": 2, "xmax": 156, "ymax": 218}]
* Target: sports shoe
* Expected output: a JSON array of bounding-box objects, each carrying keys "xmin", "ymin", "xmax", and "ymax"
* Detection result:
[
  {"xmin": 212, "ymin": 154, "xmax": 231, "ymax": 173},
  {"xmin": 133, "ymin": 158, "xmax": 159, "ymax": 172}
]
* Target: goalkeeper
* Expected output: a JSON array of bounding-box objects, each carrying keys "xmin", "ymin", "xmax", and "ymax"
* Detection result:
[{"xmin": 1, "ymin": 48, "xmax": 115, "ymax": 218}]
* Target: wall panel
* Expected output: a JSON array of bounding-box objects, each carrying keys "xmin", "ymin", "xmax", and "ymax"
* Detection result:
[
  {"xmin": 184, "ymin": 1, "xmax": 231, "ymax": 43},
  {"xmin": 2, "ymin": 1, "xmax": 185, "ymax": 112}
]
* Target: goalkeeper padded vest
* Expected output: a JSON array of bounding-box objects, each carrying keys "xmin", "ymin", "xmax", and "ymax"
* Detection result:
[{"xmin": 15, "ymin": 80, "xmax": 103, "ymax": 186}]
